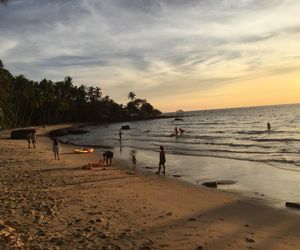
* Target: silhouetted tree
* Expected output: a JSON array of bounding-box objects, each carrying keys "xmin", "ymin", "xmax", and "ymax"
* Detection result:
[
  {"xmin": 128, "ymin": 91, "xmax": 136, "ymax": 101},
  {"xmin": 0, "ymin": 59, "xmax": 161, "ymax": 128}
]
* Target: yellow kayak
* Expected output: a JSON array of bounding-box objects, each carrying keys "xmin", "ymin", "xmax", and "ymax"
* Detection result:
[{"xmin": 74, "ymin": 148, "xmax": 94, "ymax": 154}]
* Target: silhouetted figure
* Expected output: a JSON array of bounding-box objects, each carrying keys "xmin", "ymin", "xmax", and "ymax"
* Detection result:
[
  {"xmin": 103, "ymin": 151, "xmax": 114, "ymax": 166},
  {"xmin": 267, "ymin": 122, "xmax": 271, "ymax": 131},
  {"xmin": 31, "ymin": 134, "xmax": 37, "ymax": 149},
  {"xmin": 119, "ymin": 129, "xmax": 122, "ymax": 141},
  {"xmin": 27, "ymin": 136, "xmax": 31, "ymax": 148},
  {"xmin": 179, "ymin": 128, "xmax": 184, "ymax": 134},
  {"xmin": 174, "ymin": 127, "xmax": 179, "ymax": 136},
  {"xmin": 132, "ymin": 155, "xmax": 137, "ymax": 167},
  {"xmin": 52, "ymin": 139, "xmax": 61, "ymax": 160},
  {"xmin": 156, "ymin": 146, "xmax": 166, "ymax": 175}
]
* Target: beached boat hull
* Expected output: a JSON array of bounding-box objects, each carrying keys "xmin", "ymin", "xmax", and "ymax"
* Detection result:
[{"xmin": 74, "ymin": 148, "xmax": 94, "ymax": 154}]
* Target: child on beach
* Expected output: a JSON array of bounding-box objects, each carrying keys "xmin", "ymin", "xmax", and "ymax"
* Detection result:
[
  {"xmin": 27, "ymin": 137, "xmax": 31, "ymax": 148},
  {"xmin": 52, "ymin": 139, "xmax": 61, "ymax": 160},
  {"xmin": 31, "ymin": 134, "xmax": 37, "ymax": 149},
  {"xmin": 156, "ymin": 146, "xmax": 166, "ymax": 175},
  {"xmin": 132, "ymin": 155, "xmax": 137, "ymax": 167}
]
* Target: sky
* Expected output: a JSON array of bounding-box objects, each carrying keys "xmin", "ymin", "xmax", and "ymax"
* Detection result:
[{"xmin": 0, "ymin": 0, "xmax": 300, "ymax": 112}]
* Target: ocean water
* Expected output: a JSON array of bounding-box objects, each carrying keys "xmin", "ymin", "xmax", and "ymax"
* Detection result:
[
  {"xmin": 62, "ymin": 103, "xmax": 300, "ymax": 206},
  {"xmin": 65, "ymin": 103, "xmax": 300, "ymax": 167}
]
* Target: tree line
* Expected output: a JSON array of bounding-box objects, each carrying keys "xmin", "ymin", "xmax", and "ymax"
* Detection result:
[{"xmin": 0, "ymin": 60, "xmax": 161, "ymax": 129}]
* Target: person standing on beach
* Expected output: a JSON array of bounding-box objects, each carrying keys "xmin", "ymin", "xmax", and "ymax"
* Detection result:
[
  {"xmin": 31, "ymin": 133, "xmax": 37, "ymax": 149},
  {"xmin": 156, "ymin": 146, "xmax": 166, "ymax": 174},
  {"xmin": 52, "ymin": 139, "xmax": 61, "ymax": 160},
  {"xmin": 267, "ymin": 122, "xmax": 271, "ymax": 131},
  {"xmin": 119, "ymin": 129, "xmax": 122, "ymax": 141},
  {"xmin": 132, "ymin": 155, "xmax": 137, "ymax": 167},
  {"xmin": 27, "ymin": 136, "xmax": 31, "ymax": 148},
  {"xmin": 174, "ymin": 127, "xmax": 179, "ymax": 136},
  {"xmin": 103, "ymin": 151, "xmax": 114, "ymax": 166}
]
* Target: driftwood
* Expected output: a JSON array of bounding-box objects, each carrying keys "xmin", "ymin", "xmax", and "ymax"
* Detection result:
[
  {"xmin": 285, "ymin": 202, "xmax": 300, "ymax": 210},
  {"xmin": 202, "ymin": 181, "xmax": 217, "ymax": 188}
]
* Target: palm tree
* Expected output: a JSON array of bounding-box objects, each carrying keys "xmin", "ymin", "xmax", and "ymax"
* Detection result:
[
  {"xmin": 0, "ymin": 60, "xmax": 13, "ymax": 129},
  {"xmin": 128, "ymin": 91, "xmax": 136, "ymax": 101}
]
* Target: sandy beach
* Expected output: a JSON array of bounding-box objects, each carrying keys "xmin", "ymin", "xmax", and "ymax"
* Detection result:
[{"xmin": 1, "ymin": 125, "xmax": 300, "ymax": 250}]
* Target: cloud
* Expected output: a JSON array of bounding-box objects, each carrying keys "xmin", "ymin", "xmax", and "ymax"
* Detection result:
[{"xmin": 0, "ymin": 0, "xmax": 300, "ymax": 109}]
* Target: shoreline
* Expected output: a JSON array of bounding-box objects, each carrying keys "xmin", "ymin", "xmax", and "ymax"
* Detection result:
[
  {"xmin": 57, "ymin": 123, "xmax": 300, "ymax": 210},
  {"xmin": 1, "ymin": 124, "xmax": 300, "ymax": 249}
]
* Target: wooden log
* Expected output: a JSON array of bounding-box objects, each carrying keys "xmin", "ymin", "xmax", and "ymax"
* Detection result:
[
  {"xmin": 285, "ymin": 202, "xmax": 300, "ymax": 209},
  {"xmin": 202, "ymin": 181, "xmax": 217, "ymax": 188}
]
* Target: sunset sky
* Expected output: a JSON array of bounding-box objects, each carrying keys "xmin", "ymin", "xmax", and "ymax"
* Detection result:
[{"xmin": 0, "ymin": 0, "xmax": 300, "ymax": 112}]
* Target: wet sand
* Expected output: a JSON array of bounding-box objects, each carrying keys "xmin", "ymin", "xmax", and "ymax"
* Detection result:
[{"xmin": 1, "ymin": 125, "xmax": 300, "ymax": 249}]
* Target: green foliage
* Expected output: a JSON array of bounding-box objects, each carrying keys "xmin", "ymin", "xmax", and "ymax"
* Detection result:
[{"xmin": 0, "ymin": 59, "xmax": 161, "ymax": 128}]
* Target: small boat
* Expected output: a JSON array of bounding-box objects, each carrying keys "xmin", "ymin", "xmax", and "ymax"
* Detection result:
[{"xmin": 74, "ymin": 148, "xmax": 94, "ymax": 154}]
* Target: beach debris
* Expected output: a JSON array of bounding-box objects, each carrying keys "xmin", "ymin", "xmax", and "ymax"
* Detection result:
[
  {"xmin": 216, "ymin": 180, "xmax": 237, "ymax": 185},
  {"xmin": 0, "ymin": 220, "xmax": 24, "ymax": 248},
  {"xmin": 172, "ymin": 174, "xmax": 182, "ymax": 178},
  {"xmin": 173, "ymin": 118, "xmax": 184, "ymax": 121},
  {"xmin": 245, "ymin": 237, "xmax": 255, "ymax": 243},
  {"xmin": 285, "ymin": 202, "xmax": 300, "ymax": 210},
  {"xmin": 202, "ymin": 181, "xmax": 217, "ymax": 188}
]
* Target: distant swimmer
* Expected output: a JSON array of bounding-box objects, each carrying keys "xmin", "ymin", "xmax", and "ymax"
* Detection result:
[
  {"xmin": 103, "ymin": 151, "xmax": 114, "ymax": 166},
  {"xmin": 132, "ymin": 155, "xmax": 137, "ymax": 167},
  {"xmin": 155, "ymin": 146, "xmax": 166, "ymax": 175},
  {"xmin": 174, "ymin": 126, "xmax": 179, "ymax": 136},
  {"xmin": 267, "ymin": 122, "xmax": 271, "ymax": 131},
  {"xmin": 119, "ymin": 129, "xmax": 122, "ymax": 141},
  {"xmin": 178, "ymin": 128, "xmax": 184, "ymax": 134}
]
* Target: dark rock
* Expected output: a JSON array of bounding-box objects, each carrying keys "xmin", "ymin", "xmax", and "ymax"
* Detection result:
[
  {"xmin": 195, "ymin": 246, "xmax": 203, "ymax": 250},
  {"xmin": 202, "ymin": 181, "xmax": 217, "ymax": 188},
  {"xmin": 245, "ymin": 237, "xmax": 255, "ymax": 243},
  {"xmin": 67, "ymin": 129, "xmax": 89, "ymax": 135},
  {"xmin": 285, "ymin": 202, "xmax": 300, "ymax": 209},
  {"xmin": 121, "ymin": 125, "xmax": 130, "ymax": 130},
  {"xmin": 173, "ymin": 174, "xmax": 182, "ymax": 178},
  {"xmin": 174, "ymin": 118, "xmax": 184, "ymax": 121},
  {"xmin": 10, "ymin": 129, "xmax": 36, "ymax": 139},
  {"xmin": 216, "ymin": 180, "xmax": 237, "ymax": 185},
  {"xmin": 49, "ymin": 129, "xmax": 68, "ymax": 137}
]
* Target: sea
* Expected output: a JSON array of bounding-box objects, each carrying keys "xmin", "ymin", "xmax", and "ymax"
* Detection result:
[{"xmin": 61, "ymin": 103, "xmax": 300, "ymax": 207}]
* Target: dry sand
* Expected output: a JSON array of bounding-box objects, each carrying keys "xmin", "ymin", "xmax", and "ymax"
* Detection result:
[{"xmin": 1, "ymin": 125, "xmax": 300, "ymax": 250}]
